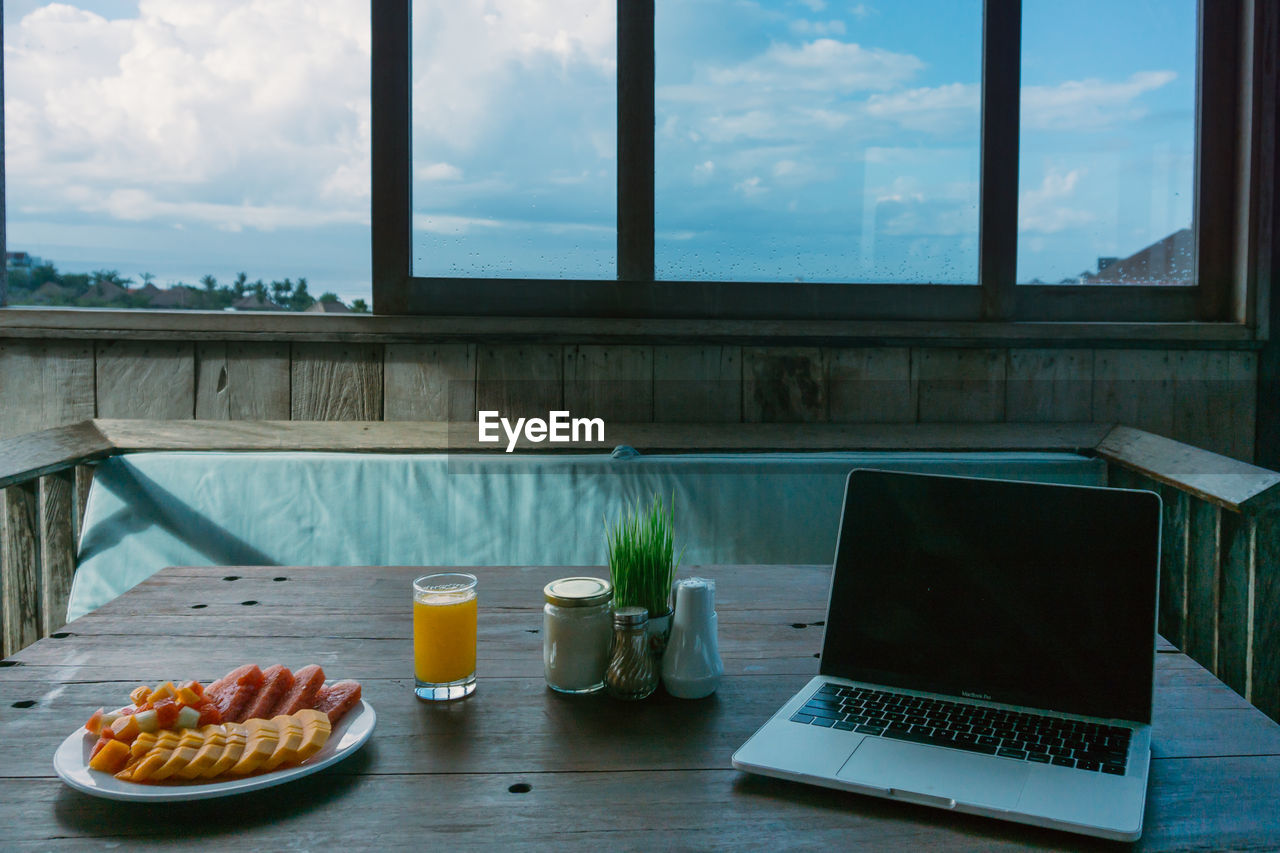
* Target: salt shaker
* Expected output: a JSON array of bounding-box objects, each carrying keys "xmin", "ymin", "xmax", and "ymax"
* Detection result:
[
  {"xmin": 605, "ymin": 606, "xmax": 658, "ymax": 700},
  {"xmin": 661, "ymin": 578, "xmax": 723, "ymax": 699}
]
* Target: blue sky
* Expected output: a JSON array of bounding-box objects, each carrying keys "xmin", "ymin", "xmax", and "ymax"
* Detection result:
[{"xmin": 4, "ymin": 1, "xmax": 1195, "ymax": 301}]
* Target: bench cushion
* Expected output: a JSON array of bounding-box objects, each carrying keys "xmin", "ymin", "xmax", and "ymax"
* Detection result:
[{"xmin": 66, "ymin": 450, "xmax": 1106, "ymax": 621}]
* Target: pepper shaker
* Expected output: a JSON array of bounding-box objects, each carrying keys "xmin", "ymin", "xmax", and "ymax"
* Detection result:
[{"xmin": 604, "ymin": 606, "xmax": 658, "ymax": 700}]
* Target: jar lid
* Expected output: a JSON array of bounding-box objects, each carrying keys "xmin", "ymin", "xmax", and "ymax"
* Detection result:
[
  {"xmin": 613, "ymin": 605, "xmax": 649, "ymax": 626},
  {"xmin": 544, "ymin": 576, "xmax": 613, "ymax": 608}
]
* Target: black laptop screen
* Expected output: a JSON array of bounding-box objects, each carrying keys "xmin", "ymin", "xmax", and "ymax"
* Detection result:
[{"xmin": 821, "ymin": 470, "xmax": 1160, "ymax": 723}]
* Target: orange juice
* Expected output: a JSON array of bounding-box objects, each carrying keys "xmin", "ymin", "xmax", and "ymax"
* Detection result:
[{"xmin": 413, "ymin": 586, "xmax": 477, "ymax": 684}]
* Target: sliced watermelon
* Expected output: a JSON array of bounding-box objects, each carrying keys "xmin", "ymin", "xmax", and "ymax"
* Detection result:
[
  {"xmin": 315, "ymin": 680, "xmax": 362, "ymax": 725},
  {"xmin": 270, "ymin": 664, "xmax": 325, "ymax": 717},
  {"xmin": 241, "ymin": 664, "xmax": 295, "ymax": 722},
  {"xmin": 205, "ymin": 664, "xmax": 265, "ymax": 723}
]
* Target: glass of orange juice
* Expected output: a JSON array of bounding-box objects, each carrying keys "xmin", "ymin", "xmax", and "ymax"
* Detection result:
[{"xmin": 413, "ymin": 573, "xmax": 478, "ymax": 701}]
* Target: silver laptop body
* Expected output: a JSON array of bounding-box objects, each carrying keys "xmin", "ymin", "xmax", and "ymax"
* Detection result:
[{"xmin": 732, "ymin": 469, "xmax": 1161, "ymax": 841}]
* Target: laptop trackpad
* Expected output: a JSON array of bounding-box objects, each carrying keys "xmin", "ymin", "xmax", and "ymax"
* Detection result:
[{"xmin": 836, "ymin": 738, "xmax": 1029, "ymax": 810}]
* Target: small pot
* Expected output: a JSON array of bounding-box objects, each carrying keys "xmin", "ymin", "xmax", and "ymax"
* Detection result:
[{"xmin": 646, "ymin": 609, "xmax": 673, "ymax": 658}]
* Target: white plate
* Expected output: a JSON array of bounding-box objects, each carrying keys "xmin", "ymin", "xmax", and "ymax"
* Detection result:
[{"xmin": 53, "ymin": 700, "xmax": 376, "ymax": 802}]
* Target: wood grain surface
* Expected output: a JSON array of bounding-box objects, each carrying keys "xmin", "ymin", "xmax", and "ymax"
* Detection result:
[{"xmin": 1, "ymin": 564, "xmax": 1278, "ymax": 850}]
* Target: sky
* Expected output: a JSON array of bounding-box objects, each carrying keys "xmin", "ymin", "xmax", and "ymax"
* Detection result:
[{"xmin": 4, "ymin": 0, "xmax": 1195, "ymax": 301}]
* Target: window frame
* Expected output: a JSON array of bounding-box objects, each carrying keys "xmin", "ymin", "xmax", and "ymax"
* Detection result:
[{"xmin": 372, "ymin": 0, "xmax": 1252, "ymax": 323}]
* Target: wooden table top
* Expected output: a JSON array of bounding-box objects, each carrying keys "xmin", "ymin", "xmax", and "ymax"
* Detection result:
[{"xmin": 3, "ymin": 564, "xmax": 1280, "ymax": 850}]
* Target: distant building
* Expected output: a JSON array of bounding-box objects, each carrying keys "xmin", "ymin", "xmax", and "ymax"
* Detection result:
[
  {"xmin": 30, "ymin": 281, "xmax": 71, "ymax": 303},
  {"xmin": 148, "ymin": 286, "xmax": 202, "ymax": 308},
  {"xmin": 1084, "ymin": 229, "xmax": 1193, "ymax": 285},
  {"xmin": 305, "ymin": 300, "xmax": 350, "ymax": 313},
  {"xmin": 6, "ymin": 251, "xmax": 45, "ymax": 270},
  {"xmin": 231, "ymin": 294, "xmax": 283, "ymax": 311}
]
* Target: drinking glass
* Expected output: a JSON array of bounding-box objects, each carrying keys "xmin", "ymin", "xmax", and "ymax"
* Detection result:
[{"xmin": 413, "ymin": 573, "xmax": 478, "ymax": 700}]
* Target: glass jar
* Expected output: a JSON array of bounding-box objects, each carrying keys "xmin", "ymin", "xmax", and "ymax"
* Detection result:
[
  {"xmin": 543, "ymin": 577, "xmax": 614, "ymax": 693},
  {"xmin": 605, "ymin": 606, "xmax": 658, "ymax": 700}
]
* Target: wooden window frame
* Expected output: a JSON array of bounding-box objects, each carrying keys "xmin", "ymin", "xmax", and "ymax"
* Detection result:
[{"xmin": 372, "ymin": 0, "xmax": 1267, "ymax": 323}]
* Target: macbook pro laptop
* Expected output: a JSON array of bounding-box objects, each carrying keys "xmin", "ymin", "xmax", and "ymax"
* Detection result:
[{"xmin": 732, "ymin": 469, "xmax": 1161, "ymax": 841}]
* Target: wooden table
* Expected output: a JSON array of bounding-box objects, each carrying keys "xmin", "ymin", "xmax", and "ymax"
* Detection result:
[{"xmin": 3, "ymin": 565, "xmax": 1280, "ymax": 850}]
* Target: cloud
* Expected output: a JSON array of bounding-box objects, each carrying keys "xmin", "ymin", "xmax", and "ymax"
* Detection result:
[
  {"xmin": 865, "ymin": 83, "xmax": 979, "ymax": 134},
  {"xmin": 789, "ymin": 19, "xmax": 846, "ymax": 36},
  {"xmin": 707, "ymin": 39, "xmax": 922, "ymax": 93},
  {"xmin": 1023, "ymin": 71, "xmax": 1177, "ymax": 130},
  {"xmin": 1019, "ymin": 167, "xmax": 1095, "ymax": 233},
  {"xmin": 734, "ymin": 176, "xmax": 767, "ymax": 197},
  {"xmin": 7, "ymin": 1, "xmax": 371, "ymax": 233},
  {"xmin": 411, "ymin": 1, "xmax": 615, "ymax": 151},
  {"xmin": 417, "ymin": 163, "xmax": 463, "ymax": 182}
]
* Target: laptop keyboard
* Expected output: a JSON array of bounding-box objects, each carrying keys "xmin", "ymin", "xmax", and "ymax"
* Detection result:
[{"xmin": 791, "ymin": 683, "xmax": 1131, "ymax": 775}]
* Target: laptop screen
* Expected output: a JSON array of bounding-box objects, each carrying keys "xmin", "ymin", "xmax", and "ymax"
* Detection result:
[{"xmin": 821, "ymin": 469, "xmax": 1160, "ymax": 723}]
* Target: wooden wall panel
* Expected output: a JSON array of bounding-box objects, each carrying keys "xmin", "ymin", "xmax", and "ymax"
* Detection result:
[
  {"xmin": 914, "ymin": 348, "xmax": 1005, "ymax": 422},
  {"xmin": 1250, "ymin": 511, "xmax": 1280, "ymax": 721},
  {"xmin": 1217, "ymin": 511, "xmax": 1255, "ymax": 698},
  {"xmin": 385, "ymin": 344, "xmax": 477, "ymax": 422},
  {"xmin": 38, "ymin": 470, "xmax": 74, "ymax": 634},
  {"xmin": 1006, "ymin": 349, "xmax": 1093, "ymax": 422},
  {"xmin": 1184, "ymin": 499, "xmax": 1221, "ymax": 672},
  {"xmin": 195, "ymin": 342, "xmax": 290, "ymax": 420},
  {"xmin": 0, "ymin": 340, "xmax": 95, "ymax": 439},
  {"xmin": 290, "ymin": 344, "xmax": 383, "ymax": 421},
  {"xmin": 827, "ymin": 348, "xmax": 914, "ymax": 423},
  {"xmin": 1158, "ymin": 484, "xmax": 1190, "ymax": 651},
  {"xmin": 653, "ymin": 346, "xmax": 741, "ymax": 423},
  {"xmin": 1173, "ymin": 350, "xmax": 1257, "ymax": 461},
  {"xmin": 96, "ymin": 341, "xmax": 194, "ymax": 419},
  {"xmin": 743, "ymin": 348, "xmax": 827, "ymax": 423},
  {"xmin": 1092, "ymin": 350, "xmax": 1176, "ymax": 437},
  {"xmin": 563, "ymin": 346, "xmax": 653, "ymax": 423},
  {"xmin": 1, "ymin": 481, "xmax": 39, "ymax": 657},
  {"xmin": 476, "ymin": 346, "xmax": 563, "ymax": 421}
]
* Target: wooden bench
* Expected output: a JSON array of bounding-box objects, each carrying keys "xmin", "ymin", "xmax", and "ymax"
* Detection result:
[{"xmin": 2, "ymin": 419, "xmax": 1279, "ymax": 725}]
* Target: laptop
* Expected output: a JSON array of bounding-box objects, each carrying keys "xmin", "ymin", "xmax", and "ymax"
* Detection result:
[{"xmin": 732, "ymin": 469, "xmax": 1161, "ymax": 841}]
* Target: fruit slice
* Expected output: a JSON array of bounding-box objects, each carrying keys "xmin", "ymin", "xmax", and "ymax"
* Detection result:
[
  {"xmin": 175, "ymin": 726, "xmax": 227, "ymax": 780},
  {"xmin": 201, "ymin": 722, "xmax": 247, "ymax": 778},
  {"xmin": 148, "ymin": 681, "xmax": 178, "ymax": 704},
  {"xmin": 129, "ymin": 732, "xmax": 180, "ymax": 782},
  {"xmin": 129, "ymin": 685, "xmax": 151, "ymax": 706},
  {"xmin": 130, "ymin": 732, "xmax": 158, "ymax": 759},
  {"xmin": 175, "ymin": 706, "xmax": 201, "ymax": 729},
  {"xmin": 88, "ymin": 739, "xmax": 132, "ymax": 774},
  {"xmin": 228, "ymin": 719, "xmax": 278, "ymax": 775},
  {"xmin": 270, "ymin": 664, "xmax": 325, "ymax": 717},
  {"xmin": 294, "ymin": 709, "xmax": 332, "ymax": 762},
  {"xmin": 205, "ymin": 664, "xmax": 265, "ymax": 723},
  {"xmin": 133, "ymin": 708, "xmax": 160, "ymax": 733},
  {"xmin": 151, "ymin": 733, "xmax": 201, "ymax": 781},
  {"xmin": 196, "ymin": 704, "xmax": 224, "ymax": 726},
  {"xmin": 261, "ymin": 715, "xmax": 305, "ymax": 771},
  {"xmin": 153, "ymin": 698, "xmax": 180, "ymax": 729},
  {"xmin": 85, "ymin": 708, "xmax": 106, "ymax": 735},
  {"xmin": 110, "ymin": 714, "xmax": 141, "ymax": 743},
  {"xmin": 315, "ymin": 680, "xmax": 362, "ymax": 725},
  {"xmin": 242, "ymin": 664, "xmax": 295, "ymax": 722}
]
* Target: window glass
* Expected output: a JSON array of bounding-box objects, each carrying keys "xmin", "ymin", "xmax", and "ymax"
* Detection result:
[
  {"xmin": 655, "ymin": 0, "xmax": 982, "ymax": 284},
  {"xmin": 410, "ymin": 0, "xmax": 616, "ymax": 280},
  {"xmin": 4, "ymin": 1, "xmax": 372, "ymax": 311},
  {"xmin": 1017, "ymin": 0, "xmax": 1196, "ymax": 285}
]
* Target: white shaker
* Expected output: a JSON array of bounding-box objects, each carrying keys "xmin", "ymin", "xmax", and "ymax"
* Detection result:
[{"xmin": 661, "ymin": 577, "xmax": 723, "ymax": 699}]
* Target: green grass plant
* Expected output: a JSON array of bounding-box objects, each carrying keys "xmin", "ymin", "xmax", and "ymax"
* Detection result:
[{"xmin": 605, "ymin": 493, "xmax": 683, "ymax": 617}]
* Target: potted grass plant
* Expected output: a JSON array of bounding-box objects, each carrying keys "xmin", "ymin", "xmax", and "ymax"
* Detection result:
[{"xmin": 605, "ymin": 493, "xmax": 683, "ymax": 655}]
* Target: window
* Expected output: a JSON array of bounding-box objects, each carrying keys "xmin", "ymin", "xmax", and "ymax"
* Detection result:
[
  {"xmin": 2, "ymin": 1, "xmax": 372, "ymax": 312},
  {"xmin": 376, "ymin": 0, "xmax": 1258, "ymax": 322}
]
